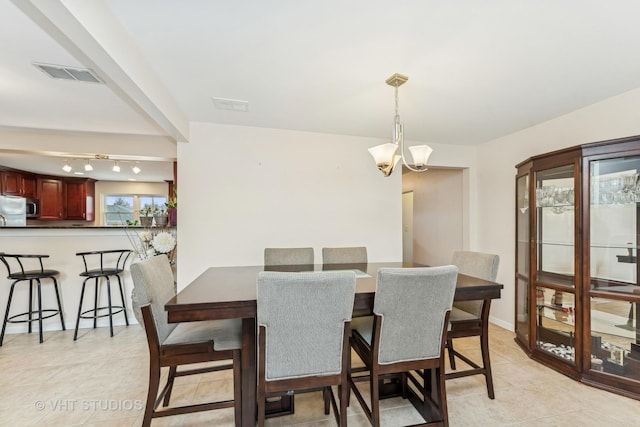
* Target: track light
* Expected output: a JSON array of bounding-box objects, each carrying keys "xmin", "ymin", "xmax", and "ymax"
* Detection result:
[
  {"xmin": 112, "ymin": 161, "xmax": 120, "ymax": 172},
  {"xmin": 62, "ymin": 160, "xmax": 72, "ymax": 172},
  {"xmin": 84, "ymin": 160, "xmax": 93, "ymax": 171},
  {"xmin": 131, "ymin": 162, "xmax": 141, "ymax": 174}
]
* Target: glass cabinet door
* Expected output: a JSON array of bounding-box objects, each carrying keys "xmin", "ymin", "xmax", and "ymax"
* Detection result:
[
  {"xmin": 589, "ymin": 157, "xmax": 640, "ymax": 379},
  {"xmin": 515, "ymin": 173, "xmax": 530, "ymax": 344},
  {"xmin": 535, "ymin": 164, "xmax": 577, "ymax": 364}
]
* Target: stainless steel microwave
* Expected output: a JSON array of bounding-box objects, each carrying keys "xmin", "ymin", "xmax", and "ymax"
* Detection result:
[{"xmin": 26, "ymin": 198, "xmax": 39, "ymax": 218}]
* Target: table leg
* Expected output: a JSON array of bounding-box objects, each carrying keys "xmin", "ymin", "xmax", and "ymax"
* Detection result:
[{"xmin": 241, "ymin": 317, "xmax": 257, "ymax": 427}]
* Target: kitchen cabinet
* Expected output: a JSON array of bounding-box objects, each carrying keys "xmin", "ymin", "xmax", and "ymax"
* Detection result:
[
  {"xmin": 65, "ymin": 179, "xmax": 95, "ymax": 221},
  {"xmin": 37, "ymin": 178, "xmax": 64, "ymax": 220},
  {"xmin": 516, "ymin": 135, "xmax": 640, "ymax": 399},
  {"xmin": 1, "ymin": 170, "xmax": 36, "ymax": 198}
]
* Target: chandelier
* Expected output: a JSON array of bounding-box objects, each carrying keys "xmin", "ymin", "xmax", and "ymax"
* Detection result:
[{"xmin": 368, "ymin": 73, "xmax": 433, "ymax": 177}]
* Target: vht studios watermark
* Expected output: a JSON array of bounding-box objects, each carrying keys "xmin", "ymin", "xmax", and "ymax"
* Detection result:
[{"xmin": 35, "ymin": 399, "xmax": 143, "ymax": 412}]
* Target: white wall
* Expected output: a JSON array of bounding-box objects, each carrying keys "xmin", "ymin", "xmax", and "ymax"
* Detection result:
[
  {"xmin": 476, "ymin": 87, "xmax": 640, "ymax": 330},
  {"xmin": 176, "ymin": 123, "xmax": 407, "ymax": 287},
  {"xmin": 403, "ymin": 168, "xmax": 465, "ymax": 267}
]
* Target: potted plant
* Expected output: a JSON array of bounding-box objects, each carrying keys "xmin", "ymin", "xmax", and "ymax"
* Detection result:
[
  {"xmin": 154, "ymin": 206, "xmax": 168, "ymax": 227},
  {"xmin": 139, "ymin": 205, "xmax": 154, "ymax": 227},
  {"xmin": 166, "ymin": 186, "xmax": 177, "ymax": 226}
]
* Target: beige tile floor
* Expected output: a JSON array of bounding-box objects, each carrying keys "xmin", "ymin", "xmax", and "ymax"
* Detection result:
[{"xmin": 1, "ymin": 324, "xmax": 639, "ymax": 426}]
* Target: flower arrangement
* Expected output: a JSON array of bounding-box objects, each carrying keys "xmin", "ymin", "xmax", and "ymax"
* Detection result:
[{"xmin": 125, "ymin": 228, "xmax": 177, "ymax": 264}]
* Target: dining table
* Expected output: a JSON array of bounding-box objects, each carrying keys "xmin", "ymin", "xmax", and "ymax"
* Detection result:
[{"xmin": 164, "ymin": 262, "xmax": 503, "ymax": 426}]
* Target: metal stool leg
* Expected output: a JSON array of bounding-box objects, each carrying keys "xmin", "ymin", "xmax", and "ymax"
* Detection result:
[
  {"xmin": 0, "ymin": 281, "xmax": 18, "ymax": 346},
  {"xmin": 106, "ymin": 276, "xmax": 114, "ymax": 337},
  {"xmin": 52, "ymin": 277, "xmax": 65, "ymax": 331},
  {"xmin": 93, "ymin": 278, "xmax": 99, "ymax": 329},
  {"xmin": 116, "ymin": 274, "xmax": 129, "ymax": 326},
  {"xmin": 74, "ymin": 278, "xmax": 90, "ymax": 340},
  {"xmin": 36, "ymin": 279, "xmax": 43, "ymax": 344},
  {"xmin": 28, "ymin": 279, "xmax": 33, "ymax": 334}
]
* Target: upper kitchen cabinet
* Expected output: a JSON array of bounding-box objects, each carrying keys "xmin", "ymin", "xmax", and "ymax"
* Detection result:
[
  {"xmin": 1, "ymin": 170, "xmax": 36, "ymax": 198},
  {"xmin": 37, "ymin": 177, "xmax": 64, "ymax": 220},
  {"xmin": 65, "ymin": 179, "xmax": 95, "ymax": 221}
]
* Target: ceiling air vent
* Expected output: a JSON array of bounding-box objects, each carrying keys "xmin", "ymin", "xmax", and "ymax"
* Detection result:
[
  {"xmin": 212, "ymin": 97, "xmax": 249, "ymax": 112},
  {"xmin": 33, "ymin": 63, "xmax": 102, "ymax": 84}
]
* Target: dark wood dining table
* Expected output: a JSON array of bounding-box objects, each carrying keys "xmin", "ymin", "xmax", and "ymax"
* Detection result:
[{"xmin": 164, "ymin": 262, "xmax": 503, "ymax": 426}]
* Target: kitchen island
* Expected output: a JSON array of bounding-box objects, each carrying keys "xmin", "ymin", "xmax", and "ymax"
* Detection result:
[{"xmin": 0, "ymin": 226, "xmax": 176, "ymax": 338}]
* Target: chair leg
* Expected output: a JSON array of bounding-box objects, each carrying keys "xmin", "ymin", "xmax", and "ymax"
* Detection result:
[
  {"xmin": 0, "ymin": 281, "xmax": 18, "ymax": 346},
  {"xmin": 143, "ymin": 358, "xmax": 161, "ymax": 427},
  {"xmin": 480, "ymin": 332, "xmax": 495, "ymax": 399},
  {"xmin": 28, "ymin": 279, "xmax": 33, "ymax": 334},
  {"xmin": 93, "ymin": 278, "xmax": 99, "ymax": 329},
  {"xmin": 370, "ymin": 370, "xmax": 380, "ymax": 427},
  {"xmin": 232, "ymin": 350, "xmax": 242, "ymax": 427},
  {"xmin": 339, "ymin": 373, "xmax": 348, "ymax": 426},
  {"xmin": 36, "ymin": 279, "xmax": 43, "ymax": 344},
  {"xmin": 162, "ymin": 366, "xmax": 177, "ymax": 407},
  {"xmin": 447, "ymin": 338, "xmax": 456, "ymax": 369},
  {"xmin": 257, "ymin": 381, "xmax": 265, "ymax": 427},
  {"xmin": 116, "ymin": 274, "xmax": 130, "ymax": 326},
  {"xmin": 437, "ymin": 366, "xmax": 449, "ymax": 427},
  {"xmin": 323, "ymin": 387, "xmax": 330, "ymax": 415},
  {"xmin": 52, "ymin": 277, "xmax": 65, "ymax": 331},
  {"xmin": 105, "ymin": 276, "xmax": 114, "ymax": 337},
  {"xmin": 74, "ymin": 279, "xmax": 89, "ymax": 341}
]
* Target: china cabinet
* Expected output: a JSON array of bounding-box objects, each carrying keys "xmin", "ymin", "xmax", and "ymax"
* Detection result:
[{"xmin": 516, "ymin": 135, "xmax": 640, "ymax": 399}]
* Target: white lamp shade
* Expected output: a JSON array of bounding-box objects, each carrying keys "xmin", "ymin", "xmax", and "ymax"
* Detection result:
[
  {"xmin": 368, "ymin": 143, "xmax": 400, "ymax": 176},
  {"xmin": 368, "ymin": 143, "xmax": 398, "ymax": 167},
  {"xmin": 408, "ymin": 144, "xmax": 433, "ymax": 168}
]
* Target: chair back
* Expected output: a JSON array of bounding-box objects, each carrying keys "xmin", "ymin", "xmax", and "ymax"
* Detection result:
[
  {"xmin": 452, "ymin": 251, "xmax": 500, "ymax": 317},
  {"xmin": 130, "ymin": 255, "xmax": 177, "ymax": 343},
  {"xmin": 257, "ymin": 271, "xmax": 355, "ymax": 381},
  {"xmin": 264, "ymin": 247, "xmax": 314, "ymax": 266},
  {"xmin": 373, "ymin": 266, "xmax": 458, "ymax": 364},
  {"xmin": 0, "ymin": 253, "xmax": 47, "ymax": 277},
  {"xmin": 76, "ymin": 249, "xmax": 133, "ymax": 275},
  {"xmin": 322, "ymin": 246, "xmax": 367, "ymax": 264}
]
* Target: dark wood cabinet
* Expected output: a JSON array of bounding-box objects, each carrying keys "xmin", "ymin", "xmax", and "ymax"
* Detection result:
[
  {"xmin": 37, "ymin": 178, "xmax": 64, "ymax": 220},
  {"xmin": 516, "ymin": 135, "xmax": 640, "ymax": 400},
  {"xmin": 65, "ymin": 179, "xmax": 95, "ymax": 221},
  {"xmin": 1, "ymin": 170, "xmax": 36, "ymax": 198}
]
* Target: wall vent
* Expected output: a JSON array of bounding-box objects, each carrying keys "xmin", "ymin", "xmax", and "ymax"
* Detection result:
[{"xmin": 33, "ymin": 63, "xmax": 103, "ymax": 84}]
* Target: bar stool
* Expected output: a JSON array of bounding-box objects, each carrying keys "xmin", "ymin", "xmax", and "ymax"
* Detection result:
[
  {"xmin": 0, "ymin": 253, "xmax": 66, "ymax": 345},
  {"xmin": 74, "ymin": 249, "xmax": 133, "ymax": 340}
]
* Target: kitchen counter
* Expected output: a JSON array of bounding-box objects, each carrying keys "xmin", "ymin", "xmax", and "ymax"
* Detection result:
[{"xmin": 0, "ymin": 227, "xmax": 174, "ymax": 337}]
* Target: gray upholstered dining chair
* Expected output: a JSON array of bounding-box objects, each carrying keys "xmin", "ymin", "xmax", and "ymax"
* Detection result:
[
  {"xmin": 322, "ymin": 246, "xmax": 369, "ymax": 318},
  {"xmin": 264, "ymin": 247, "xmax": 314, "ymax": 266},
  {"xmin": 256, "ymin": 270, "xmax": 356, "ymax": 426},
  {"xmin": 130, "ymin": 255, "xmax": 243, "ymax": 427},
  {"xmin": 349, "ymin": 266, "xmax": 458, "ymax": 427},
  {"xmin": 322, "ymin": 246, "xmax": 368, "ymax": 265},
  {"xmin": 446, "ymin": 250, "xmax": 500, "ymax": 399}
]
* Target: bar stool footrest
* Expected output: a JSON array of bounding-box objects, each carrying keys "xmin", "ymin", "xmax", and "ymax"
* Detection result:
[
  {"xmin": 79, "ymin": 306, "xmax": 125, "ymax": 320},
  {"xmin": 7, "ymin": 309, "xmax": 63, "ymax": 323}
]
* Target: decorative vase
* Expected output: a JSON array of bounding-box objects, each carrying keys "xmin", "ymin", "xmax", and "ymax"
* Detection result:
[{"xmin": 167, "ymin": 207, "xmax": 177, "ymax": 226}]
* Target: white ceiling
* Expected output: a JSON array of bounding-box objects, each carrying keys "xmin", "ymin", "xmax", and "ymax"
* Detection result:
[{"xmin": 4, "ymin": 1, "xmax": 640, "ymax": 179}]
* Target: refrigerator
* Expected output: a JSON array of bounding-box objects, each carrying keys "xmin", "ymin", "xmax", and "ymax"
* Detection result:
[{"xmin": 0, "ymin": 195, "xmax": 27, "ymax": 226}]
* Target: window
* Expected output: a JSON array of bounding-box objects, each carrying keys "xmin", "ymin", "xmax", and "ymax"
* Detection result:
[{"xmin": 103, "ymin": 194, "xmax": 167, "ymax": 226}]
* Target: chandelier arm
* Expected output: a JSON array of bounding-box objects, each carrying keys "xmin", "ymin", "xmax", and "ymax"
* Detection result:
[{"xmin": 398, "ymin": 135, "xmax": 426, "ymax": 173}]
